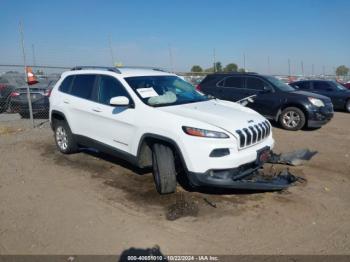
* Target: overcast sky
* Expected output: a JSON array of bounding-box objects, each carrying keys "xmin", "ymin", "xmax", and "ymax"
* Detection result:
[{"xmin": 1, "ymin": 0, "xmax": 350, "ymax": 74}]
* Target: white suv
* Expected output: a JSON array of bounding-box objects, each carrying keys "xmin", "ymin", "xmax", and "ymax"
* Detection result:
[{"xmin": 50, "ymin": 66, "xmax": 275, "ymax": 194}]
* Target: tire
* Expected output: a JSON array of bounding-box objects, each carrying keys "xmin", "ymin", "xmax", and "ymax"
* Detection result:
[
  {"xmin": 279, "ymin": 107, "xmax": 306, "ymax": 131},
  {"xmin": 345, "ymin": 99, "xmax": 350, "ymax": 113},
  {"xmin": 53, "ymin": 120, "xmax": 78, "ymax": 154},
  {"xmin": 152, "ymin": 143, "xmax": 177, "ymax": 194}
]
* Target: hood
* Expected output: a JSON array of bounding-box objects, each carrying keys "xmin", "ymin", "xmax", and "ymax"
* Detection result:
[
  {"xmin": 158, "ymin": 99, "xmax": 267, "ymax": 134},
  {"xmin": 291, "ymin": 90, "xmax": 331, "ymax": 102}
]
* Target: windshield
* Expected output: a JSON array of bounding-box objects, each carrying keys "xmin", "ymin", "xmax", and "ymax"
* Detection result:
[
  {"xmin": 125, "ymin": 75, "xmax": 209, "ymax": 107},
  {"xmin": 330, "ymin": 80, "xmax": 347, "ymax": 91},
  {"xmin": 265, "ymin": 76, "xmax": 295, "ymax": 92}
]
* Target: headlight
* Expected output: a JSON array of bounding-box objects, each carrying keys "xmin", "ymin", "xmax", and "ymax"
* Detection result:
[
  {"xmin": 182, "ymin": 126, "xmax": 229, "ymax": 138},
  {"xmin": 308, "ymin": 97, "xmax": 325, "ymax": 107}
]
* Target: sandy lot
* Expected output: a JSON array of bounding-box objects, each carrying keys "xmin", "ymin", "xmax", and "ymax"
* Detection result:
[{"xmin": 0, "ymin": 113, "xmax": 349, "ymax": 255}]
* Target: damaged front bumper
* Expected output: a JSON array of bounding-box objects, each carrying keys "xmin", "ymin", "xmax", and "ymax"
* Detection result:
[
  {"xmin": 187, "ymin": 148, "xmax": 315, "ymax": 191},
  {"xmin": 187, "ymin": 162, "xmax": 298, "ymax": 191}
]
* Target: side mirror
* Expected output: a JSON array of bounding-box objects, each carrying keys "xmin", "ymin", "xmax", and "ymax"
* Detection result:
[{"xmin": 110, "ymin": 96, "xmax": 130, "ymax": 106}]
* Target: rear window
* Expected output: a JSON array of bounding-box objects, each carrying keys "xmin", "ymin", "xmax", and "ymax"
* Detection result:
[
  {"xmin": 58, "ymin": 76, "xmax": 74, "ymax": 93},
  {"xmin": 70, "ymin": 75, "xmax": 96, "ymax": 99}
]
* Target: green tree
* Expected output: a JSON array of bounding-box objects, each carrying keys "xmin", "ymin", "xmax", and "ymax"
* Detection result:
[
  {"xmin": 238, "ymin": 68, "xmax": 246, "ymax": 73},
  {"xmin": 336, "ymin": 65, "xmax": 349, "ymax": 76},
  {"xmin": 191, "ymin": 65, "xmax": 203, "ymax": 73},
  {"xmin": 215, "ymin": 62, "xmax": 223, "ymax": 72},
  {"xmin": 224, "ymin": 63, "xmax": 238, "ymax": 72},
  {"xmin": 204, "ymin": 67, "xmax": 214, "ymax": 73}
]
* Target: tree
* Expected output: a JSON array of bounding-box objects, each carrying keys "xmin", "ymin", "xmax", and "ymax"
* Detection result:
[
  {"xmin": 238, "ymin": 68, "xmax": 246, "ymax": 73},
  {"xmin": 336, "ymin": 65, "xmax": 349, "ymax": 76},
  {"xmin": 191, "ymin": 65, "xmax": 203, "ymax": 73},
  {"xmin": 204, "ymin": 67, "xmax": 214, "ymax": 73},
  {"xmin": 215, "ymin": 62, "xmax": 223, "ymax": 72},
  {"xmin": 224, "ymin": 63, "xmax": 238, "ymax": 72}
]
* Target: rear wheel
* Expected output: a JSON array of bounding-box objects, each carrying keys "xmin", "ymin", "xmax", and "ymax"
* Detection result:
[
  {"xmin": 152, "ymin": 143, "xmax": 177, "ymax": 194},
  {"xmin": 53, "ymin": 120, "xmax": 78, "ymax": 154},
  {"xmin": 279, "ymin": 107, "xmax": 306, "ymax": 131},
  {"xmin": 345, "ymin": 99, "xmax": 350, "ymax": 113}
]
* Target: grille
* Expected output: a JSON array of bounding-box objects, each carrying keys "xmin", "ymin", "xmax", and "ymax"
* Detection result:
[{"xmin": 235, "ymin": 120, "xmax": 271, "ymax": 149}]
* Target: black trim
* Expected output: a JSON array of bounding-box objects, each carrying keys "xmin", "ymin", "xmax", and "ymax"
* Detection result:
[{"xmin": 75, "ymin": 135, "xmax": 138, "ymax": 165}]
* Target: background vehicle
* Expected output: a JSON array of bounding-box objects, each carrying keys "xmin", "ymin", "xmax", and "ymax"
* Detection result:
[
  {"xmin": 290, "ymin": 80, "xmax": 350, "ymax": 112},
  {"xmin": 0, "ymin": 73, "xmax": 25, "ymax": 113},
  {"xmin": 49, "ymin": 66, "xmax": 280, "ymax": 194},
  {"xmin": 198, "ymin": 73, "xmax": 333, "ymax": 131},
  {"xmin": 10, "ymin": 79, "xmax": 58, "ymax": 118}
]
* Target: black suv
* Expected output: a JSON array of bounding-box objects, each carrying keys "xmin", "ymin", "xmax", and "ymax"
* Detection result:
[
  {"xmin": 289, "ymin": 80, "xmax": 350, "ymax": 112},
  {"xmin": 198, "ymin": 73, "xmax": 333, "ymax": 131}
]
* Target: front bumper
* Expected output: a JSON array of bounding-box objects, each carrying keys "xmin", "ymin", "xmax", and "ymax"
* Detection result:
[
  {"xmin": 307, "ymin": 104, "xmax": 333, "ymax": 128},
  {"xmin": 187, "ymin": 161, "xmax": 296, "ymax": 191}
]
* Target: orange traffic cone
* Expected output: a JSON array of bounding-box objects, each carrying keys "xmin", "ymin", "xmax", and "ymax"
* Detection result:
[{"xmin": 26, "ymin": 67, "xmax": 38, "ymax": 85}]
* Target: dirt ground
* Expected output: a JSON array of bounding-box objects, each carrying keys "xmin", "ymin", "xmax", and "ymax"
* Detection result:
[{"xmin": 0, "ymin": 113, "xmax": 349, "ymax": 255}]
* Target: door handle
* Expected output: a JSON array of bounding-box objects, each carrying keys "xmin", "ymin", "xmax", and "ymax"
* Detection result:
[
  {"xmin": 63, "ymin": 100, "xmax": 70, "ymax": 104},
  {"xmin": 92, "ymin": 108, "xmax": 102, "ymax": 113}
]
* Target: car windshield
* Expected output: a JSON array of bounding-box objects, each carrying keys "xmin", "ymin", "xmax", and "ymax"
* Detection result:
[
  {"xmin": 265, "ymin": 76, "xmax": 295, "ymax": 92},
  {"xmin": 330, "ymin": 81, "xmax": 347, "ymax": 91},
  {"xmin": 125, "ymin": 75, "xmax": 209, "ymax": 107}
]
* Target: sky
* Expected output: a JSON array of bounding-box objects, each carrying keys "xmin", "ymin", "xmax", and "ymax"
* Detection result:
[{"xmin": 1, "ymin": 0, "xmax": 350, "ymax": 74}]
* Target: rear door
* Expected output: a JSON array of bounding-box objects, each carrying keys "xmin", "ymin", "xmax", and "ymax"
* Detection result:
[
  {"xmin": 219, "ymin": 76, "xmax": 245, "ymax": 101},
  {"xmin": 64, "ymin": 74, "xmax": 98, "ymax": 138}
]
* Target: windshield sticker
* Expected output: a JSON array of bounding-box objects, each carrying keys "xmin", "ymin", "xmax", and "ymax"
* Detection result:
[{"xmin": 137, "ymin": 87, "xmax": 159, "ymax": 98}]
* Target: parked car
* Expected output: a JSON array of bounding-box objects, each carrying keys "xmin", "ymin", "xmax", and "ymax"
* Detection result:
[
  {"xmin": 289, "ymin": 80, "xmax": 350, "ymax": 112},
  {"xmin": 197, "ymin": 73, "xmax": 333, "ymax": 131},
  {"xmin": 10, "ymin": 79, "xmax": 57, "ymax": 118},
  {"xmin": 0, "ymin": 74, "xmax": 24, "ymax": 113},
  {"xmin": 49, "ymin": 66, "xmax": 292, "ymax": 194}
]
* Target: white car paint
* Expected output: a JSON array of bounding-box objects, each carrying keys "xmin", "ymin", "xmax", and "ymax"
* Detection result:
[{"xmin": 50, "ymin": 68, "xmax": 274, "ymax": 174}]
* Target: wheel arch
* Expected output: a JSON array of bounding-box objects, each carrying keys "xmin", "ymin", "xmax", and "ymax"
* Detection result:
[
  {"xmin": 51, "ymin": 110, "xmax": 67, "ymax": 130},
  {"xmin": 275, "ymin": 103, "xmax": 309, "ymax": 122},
  {"xmin": 136, "ymin": 133, "xmax": 188, "ymax": 171}
]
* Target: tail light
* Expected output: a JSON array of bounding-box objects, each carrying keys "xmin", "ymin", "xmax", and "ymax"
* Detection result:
[
  {"xmin": 44, "ymin": 89, "xmax": 52, "ymax": 97},
  {"xmin": 10, "ymin": 91, "xmax": 20, "ymax": 97},
  {"xmin": 196, "ymin": 84, "xmax": 201, "ymax": 91},
  {"xmin": 0, "ymin": 84, "xmax": 7, "ymax": 91}
]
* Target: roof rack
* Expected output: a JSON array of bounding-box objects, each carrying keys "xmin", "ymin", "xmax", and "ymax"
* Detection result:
[
  {"xmin": 116, "ymin": 66, "xmax": 168, "ymax": 73},
  {"xmin": 71, "ymin": 66, "xmax": 121, "ymax": 74}
]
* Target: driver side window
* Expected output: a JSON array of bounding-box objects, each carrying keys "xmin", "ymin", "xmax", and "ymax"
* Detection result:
[{"xmin": 97, "ymin": 75, "xmax": 130, "ymax": 105}]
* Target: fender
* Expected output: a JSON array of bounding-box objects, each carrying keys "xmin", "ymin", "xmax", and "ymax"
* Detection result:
[{"xmin": 50, "ymin": 110, "xmax": 67, "ymax": 130}]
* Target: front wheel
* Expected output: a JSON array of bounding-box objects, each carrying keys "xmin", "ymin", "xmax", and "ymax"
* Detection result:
[
  {"xmin": 152, "ymin": 143, "xmax": 177, "ymax": 194},
  {"xmin": 279, "ymin": 107, "xmax": 306, "ymax": 131}
]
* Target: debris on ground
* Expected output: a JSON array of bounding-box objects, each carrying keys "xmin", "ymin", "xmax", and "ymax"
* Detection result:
[
  {"xmin": 0, "ymin": 126, "xmax": 23, "ymax": 135},
  {"xmin": 268, "ymin": 149, "xmax": 318, "ymax": 166},
  {"xmin": 203, "ymin": 197, "xmax": 217, "ymax": 208},
  {"xmin": 166, "ymin": 194, "xmax": 199, "ymax": 221}
]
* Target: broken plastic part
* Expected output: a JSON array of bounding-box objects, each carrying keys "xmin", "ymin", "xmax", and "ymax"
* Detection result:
[{"xmin": 268, "ymin": 149, "xmax": 318, "ymax": 166}]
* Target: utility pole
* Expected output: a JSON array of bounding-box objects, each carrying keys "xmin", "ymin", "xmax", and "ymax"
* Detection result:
[
  {"xmin": 267, "ymin": 56, "xmax": 271, "ymax": 74},
  {"xmin": 213, "ymin": 48, "xmax": 216, "ymax": 73},
  {"xmin": 288, "ymin": 59, "xmax": 291, "ymax": 76},
  {"xmin": 108, "ymin": 34, "xmax": 115, "ymax": 66},
  {"xmin": 301, "ymin": 61, "xmax": 304, "ymax": 76},
  {"xmin": 19, "ymin": 22, "xmax": 34, "ymax": 128},
  {"xmin": 32, "ymin": 44, "xmax": 36, "ymax": 67},
  {"xmin": 168, "ymin": 44, "xmax": 174, "ymax": 73},
  {"xmin": 243, "ymin": 53, "xmax": 246, "ymax": 72}
]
